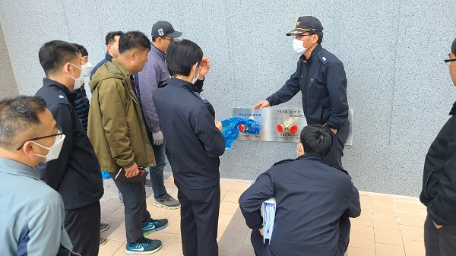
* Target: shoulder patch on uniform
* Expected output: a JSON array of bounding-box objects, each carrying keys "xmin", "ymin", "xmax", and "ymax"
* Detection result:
[
  {"xmin": 191, "ymin": 91, "xmax": 210, "ymax": 104},
  {"xmin": 317, "ymin": 52, "xmax": 329, "ymax": 64},
  {"xmin": 54, "ymin": 91, "xmax": 69, "ymax": 105},
  {"xmin": 272, "ymin": 159, "xmax": 294, "ymax": 166}
]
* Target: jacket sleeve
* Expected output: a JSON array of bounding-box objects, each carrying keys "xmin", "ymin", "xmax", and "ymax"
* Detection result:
[
  {"xmin": 35, "ymin": 104, "xmax": 74, "ymax": 191},
  {"xmin": 344, "ymin": 181, "xmax": 361, "ymax": 218},
  {"xmin": 98, "ymin": 79, "xmax": 135, "ymax": 169},
  {"xmin": 138, "ymin": 62, "xmax": 161, "ymax": 133},
  {"xmin": 266, "ymin": 61, "xmax": 301, "ymax": 106},
  {"xmin": 428, "ymin": 120, "xmax": 456, "ymax": 225},
  {"xmin": 20, "ymin": 194, "xmax": 70, "ymax": 256},
  {"xmin": 325, "ymin": 62, "xmax": 349, "ymax": 129},
  {"xmin": 191, "ymin": 105, "xmax": 225, "ymax": 158},
  {"xmin": 239, "ymin": 170, "xmax": 275, "ymax": 230}
]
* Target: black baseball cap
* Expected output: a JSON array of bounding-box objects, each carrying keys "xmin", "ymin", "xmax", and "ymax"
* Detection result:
[
  {"xmin": 151, "ymin": 21, "xmax": 182, "ymax": 38},
  {"xmin": 286, "ymin": 16, "xmax": 323, "ymax": 36}
]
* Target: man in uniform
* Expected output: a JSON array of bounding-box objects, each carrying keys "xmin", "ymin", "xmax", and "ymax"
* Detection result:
[
  {"xmin": 35, "ymin": 40, "xmax": 104, "ymax": 256},
  {"xmin": 254, "ymin": 16, "xmax": 349, "ymax": 170},
  {"xmin": 239, "ymin": 125, "xmax": 360, "ymax": 256},
  {"xmin": 153, "ymin": 39, "xmax": 225, "ymax": 256},
  {"xmin": 136, "ymin": 21, "xmax": 182, "ymax": 209}
]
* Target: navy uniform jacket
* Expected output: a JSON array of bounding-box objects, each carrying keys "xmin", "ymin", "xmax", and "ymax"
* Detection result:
[
  {"xmin": 267, "ymin": 44, "xmax": 348, "ymax": 129},
  {"xmin": 35, "ymin": 78, "xmax": 103, "ymax": 210},
  {"xmin": 420, "ymin": 102, "xmax": 456, "ymax": 225},
  {"xmin": 239, "ymin": 154, "xmax": 360, "ymax": 256},
  {"xmin": 153, "ymin": 78, "xmax": 225, "ymax": 189}
]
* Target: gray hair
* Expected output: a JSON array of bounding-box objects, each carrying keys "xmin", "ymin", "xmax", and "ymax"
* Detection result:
[{"xmin": 0, "ymin": 96, "xmax": 47, "ymax": 150}]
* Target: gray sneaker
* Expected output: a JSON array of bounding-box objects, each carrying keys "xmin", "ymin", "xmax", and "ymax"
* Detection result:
[{"xmin": 154, "ymin": 193, "xmax": 180, "ymax": 209}]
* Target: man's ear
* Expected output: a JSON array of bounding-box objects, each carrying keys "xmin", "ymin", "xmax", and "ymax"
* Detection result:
[
  {"xmin": 130, "ymin": 50, "xmax": 137, "ymax": 61},
  {"xmin": 297, "ymin": 143, "xmax": 304, "ymax": 155},
  {"xmin": 22, "ymin": 141, "xmax": 38, "ymax": 159}
]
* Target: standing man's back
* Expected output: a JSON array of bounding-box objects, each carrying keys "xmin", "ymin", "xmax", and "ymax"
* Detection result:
[
  {"xmin": 34, "ymin": 40, "xmax": 104, "ymax": 256},
  {"xmin": 239, "ymin": 125, "xmax": 360, "ymax": 256}
]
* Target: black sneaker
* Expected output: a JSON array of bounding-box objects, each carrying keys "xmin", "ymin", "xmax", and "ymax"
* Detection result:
[
  {"xmin": 125, "ymin": 237, "xmax": 162, "ymax": 254},
  {"xmin": 141, "ymin": 219, "xmax": 168, "ymax": 236},
  {"xmin": 154, "ymin": 193, "xmax": 181, "ymax": 209},
  {"xmin": 100, "ymin": 223, "xmax": 109, "ymax": 232},
  {"xmin": 99, "ymin": 236, "xmax": 107, "ymax": 245}
]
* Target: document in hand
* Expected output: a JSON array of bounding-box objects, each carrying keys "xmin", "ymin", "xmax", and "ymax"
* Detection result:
[{"xmin": 262, "ymin": 197, "xmax": 276, "ymax": 244}]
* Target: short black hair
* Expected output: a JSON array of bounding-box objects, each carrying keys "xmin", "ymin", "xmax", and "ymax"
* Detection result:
[
  {"xmin": 0, "ymin": 96, "xmax": 47, "ymax": 150},
  {"xmin": 166, "ymin": 39, "xmax": 203, "ymax": 76},
  {"xmin": 38, "ymin": 40, "xmax": 79, "ymax": 76},
  {"xmin": 310, "ymin": 31, "xmax": 324, "ymax": 44},
  {"xmin": 72, "ymin": 43, "xmax": 88, "ymax": 57},
  {"xmin": 299, "ymin": 124, "xmax": 333, "ymax": 157},
  {"xmin": 452, "ymin": 38, "xmax": 456, "ymax": 56},
  {"xmin": 105, "ymin": 31, "xmax": 123, "ymax": 45},
  {"xmin": 118, "ymin": 31, "xmax": 151, "ymax": 54}
]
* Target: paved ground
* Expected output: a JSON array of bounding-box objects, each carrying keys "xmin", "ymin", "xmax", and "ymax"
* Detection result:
[{"xmin": 98, "ymin": 174, "xmax": 426, "ymax": 256}]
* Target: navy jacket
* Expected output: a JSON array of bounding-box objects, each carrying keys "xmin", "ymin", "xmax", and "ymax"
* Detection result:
[
  {"xmin": 239, "ymin": 154, "xmax": 360, "ymax": 256},
  {"xmin": 90, "ymin": 52, "xmax": 112, "ymax": 80},
  {"xmin": 70, "ymin": 85, "xmax": 90, "ymax": 132},
  {"xmin": 35, "ymin": 78, "xmax": 103, "ymax": 210},
  {"xmin": 153, "ymin": 78, "xmax": 225, "ymax": 189},
  {"xmin": 420, "ymin": 102, "xmax": 456, "ymax": 225},
  {"xmin": 267, "ymin": 44, "xmax": 348, "ymax": 129}
]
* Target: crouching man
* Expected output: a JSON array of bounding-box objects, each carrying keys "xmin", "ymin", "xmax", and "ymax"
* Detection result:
[{"xmin": 239, "ymin": 124, "xmax": 360, "ymax": 256}]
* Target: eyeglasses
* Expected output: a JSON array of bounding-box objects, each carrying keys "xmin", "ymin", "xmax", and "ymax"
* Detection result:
[
  {"xmin": 444, "ymin": 59, "xmax": 456, "ymax": 66},
  {"xmin": 161, "ymin": 37, "xmax": 174, "ymax": 42},
  {"xmin": 16, "ymin": 125, "xmax": 64, "ymax": 150},
  {"xmin": 295, "ymin": 34, "xmax": 311, "ymax": 40}
]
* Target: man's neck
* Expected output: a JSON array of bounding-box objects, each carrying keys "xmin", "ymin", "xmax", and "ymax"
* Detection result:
[
  {"xmin": 0, "ymin": 150, "xmax": 35, "ymax": 168},
  {"xmin": 116, "ymin": 55, "xmax": 134, "ymax": 74},
  {"xmin": 304, "ymin": 43, "xmax": 319, "ymax": 59},
  {"xmin": 151, "ymin": 41, "xmax": 165, "ymax": 53}
]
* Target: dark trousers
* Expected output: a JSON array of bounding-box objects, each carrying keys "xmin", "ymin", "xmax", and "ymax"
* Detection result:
[
  {"xmin": 112, "ymin": 176, "xmax": 152, "ymax": 243},
  {"xmin": 424, "ymin": 214, "xmax": 456, "ymax": 256},
  {"xmin": 65, "ymin": 202, "xmax": 100, "ymax": 256},
  {"xmin": 149, "ymin": 139, "xmax": 171, "ymax": 198},
  {"xmin": 323, "ymin": 124, "xmax": 349, "ymax": 170},
  {"xmin": 251, "ymin": 216, "xmax": 350, "ymax": 256},
  {"xmin": 176, "ymin": 182, "xmax": 220, "ymax": 256}
]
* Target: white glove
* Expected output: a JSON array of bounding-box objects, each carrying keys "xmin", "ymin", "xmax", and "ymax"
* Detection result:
[{"xmin": 152, "ymin": 131, "xmax": 164, "ymax": 146}]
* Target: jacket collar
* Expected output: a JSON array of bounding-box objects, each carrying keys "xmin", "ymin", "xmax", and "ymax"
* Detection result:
[
  {"xmin": 111, "ymin": 58, "xmax": 130, "ymax": 77},
  {"xmin": 296, "ymin": 153, "xmax": 324, "ymax": 162},
  {"xmin": 42, "ymin": 78, "xmax": 72, "ymax": 98},
  {"xmin": 150, "ymin": 43, "xmax": 166, "ymax": 61},
  {"xmin": 168, "ymin": 77, "xmax": 201, "ymax": 92},
  {"xmin": 105, "ymin": 52, "xmax": 113, "ymax": 62},
  {"xmin": 0, "ymin": 158, "xmax": 39, "ymax": 180}
]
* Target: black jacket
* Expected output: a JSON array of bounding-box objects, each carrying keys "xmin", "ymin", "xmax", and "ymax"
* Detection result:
[
  {"xmin": 35, "ymin": 78, "xmax": 103, "ymax": 210},
  {"xmin": 420, "ymin": 102, "xmax": 456, "ymax": 225},
  {"xmin": 153, "ymin": 78, "xmax": 225, "ymax": 189},
  {"xmin": 239, "ymin": 154, "xmax": 360, "ymax": 256},
  {"xmin": 267, "ymin": 44, "xmax": 348, "ymax": 129},
  {"xmin": 70, "ymin": 85, "xmax": 90, "ymax": 132}
]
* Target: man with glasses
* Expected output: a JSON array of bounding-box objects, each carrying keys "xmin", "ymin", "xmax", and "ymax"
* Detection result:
[
  {"xmin": 0, "ymin": 96, "xmax": 77, "ymax": 256},
  {"xmin": 254, "ymin": 16, "xmax": 349, "ymax": 171},
  {"xmin": 35, "ymin": 40, "xmax": 104, "ymax": 256},
  {"xmin": 136, "ymin": 21, "xmax": 183, "ymax": 210},
  {"xmin": 420, "ymin": 38, "xmax": 456, "ymax": 256}
]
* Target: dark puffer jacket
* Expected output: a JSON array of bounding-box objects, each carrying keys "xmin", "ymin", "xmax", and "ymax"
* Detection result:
[{"xmin": 71, "ymin": 85, "xmax": 90, "ymax": 132}]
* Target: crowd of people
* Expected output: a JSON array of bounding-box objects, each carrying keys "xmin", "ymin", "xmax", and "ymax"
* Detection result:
[{"xmin": 0, "ymin": 15, "xmax": 455, "ymax": 256}]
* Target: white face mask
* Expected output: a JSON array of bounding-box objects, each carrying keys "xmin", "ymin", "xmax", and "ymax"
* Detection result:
[
  {"xmin": 81, "ymin": 62, "xmax": 93, "ymax": 77},
  {"xmin": 31, "ymin": 133, "xmax": 66, "ymax": 162},
  {"xmin": 192, "ymin": 65, "xmax": 201, "ymax": 84},
  {"xmin": 73, "ymin": 77, "xmax": 84, "ymax": 90},
  {"xmin": 293, "ymin": 36, "xmax": 314, "ymax": 55}
]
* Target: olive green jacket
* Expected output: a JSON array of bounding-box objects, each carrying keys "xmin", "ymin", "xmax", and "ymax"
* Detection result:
[{"xmin": 88, "ymin": 58, "xmax": 155, "ymax": 173}]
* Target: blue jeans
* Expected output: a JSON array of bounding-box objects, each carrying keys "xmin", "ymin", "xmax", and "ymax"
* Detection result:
[{"xmin": 149, "ymin": 139, "xmax": 171, "ymax": 198}]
